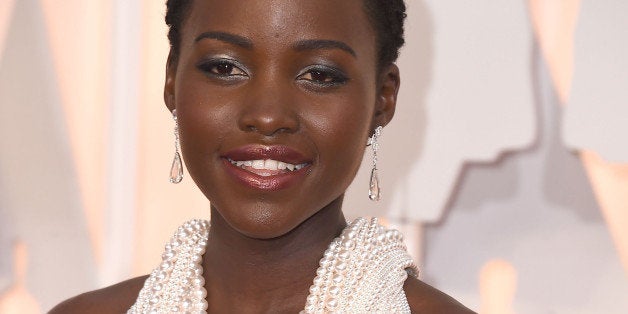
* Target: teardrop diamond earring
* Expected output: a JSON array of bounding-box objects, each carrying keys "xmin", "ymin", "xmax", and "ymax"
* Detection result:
[
  {"xmin": 169, "ymin": 109, "xmax": 183, "ymax": 184},
  {"xmin": 368, "ymin": 126, "xmax": 383, "ymax": 201}
]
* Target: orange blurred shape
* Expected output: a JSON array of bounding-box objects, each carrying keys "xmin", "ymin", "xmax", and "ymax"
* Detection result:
[
  {"xmin": 0, "ymin": 241, "xmax": 41, "ymax": 314},
  {"xmin": 581, "ymin": 150, "xmax": 628, "ymax": 277},
  {"xmin": 479, "ymin": 259, "xmax": 517, "ymax": 314},
  {"xmin": 39, "ymin": 0, "xmax": 111, "ymax": 265},
  {"xmin": 0, "ymin": 0, "xmax": 15, "ymax": 59},
  {"xmin": 528, "ymin": 0, "xmax": 580, "ymax": 104},
  {"xmin": 133, "ymin": 0, "xmax": 211, "ymax": 276},
  {"xmin": 529, "ymin": 0, "xmax": 628, "ymax": 279}
]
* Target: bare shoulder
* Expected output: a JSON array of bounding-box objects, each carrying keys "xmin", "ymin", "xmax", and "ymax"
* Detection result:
[
  {"xmin": 404, "ymin": 276, "xmax": 476, "ymax": 314},
  {"xmin": 49, "ymin": 275, "xmax": 149, "ymax": 314}
]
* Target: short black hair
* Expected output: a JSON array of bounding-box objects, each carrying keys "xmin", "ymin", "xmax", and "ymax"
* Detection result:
[{"xmin": 165, "ymin": 0, "xmax": 406, "ymax": 69}]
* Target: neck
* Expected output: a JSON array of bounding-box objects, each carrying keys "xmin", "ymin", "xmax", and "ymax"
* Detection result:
[{"xmin": 203, "ymin": 197, "xmax": 347, "ymax": 311}]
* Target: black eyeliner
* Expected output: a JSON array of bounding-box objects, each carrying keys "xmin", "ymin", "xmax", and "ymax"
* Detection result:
[
  {"xmin": 299, "ymin": 64, "xmax": 349, "ymax": 86},
  {"xmin": 195, "ymin": 57, "xmax": 249, "ymax": 79}
]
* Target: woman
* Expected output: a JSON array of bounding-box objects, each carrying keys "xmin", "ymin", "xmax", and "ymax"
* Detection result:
[{"xmin": 52, "ymin": 0, "xmax": 473, "ymax": 312}]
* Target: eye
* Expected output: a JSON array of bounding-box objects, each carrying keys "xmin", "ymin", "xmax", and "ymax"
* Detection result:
[
  {"xmin": 297, "ymin": 66, "xmax": 348, "ymax": 86},
  {"xmin": 196, "ymin": 58, "xmax": 248, "ymax": 78}
]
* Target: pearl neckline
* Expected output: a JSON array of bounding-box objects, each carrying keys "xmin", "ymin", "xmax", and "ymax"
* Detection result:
[{"xmin": 129, "ymin": 217, "xmax": 417, "ymax": 313}]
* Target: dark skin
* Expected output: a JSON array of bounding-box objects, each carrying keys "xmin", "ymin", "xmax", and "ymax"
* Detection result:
[{"xmin": 51, "ymin": 0, "xmax": 474, "ymax": 312}]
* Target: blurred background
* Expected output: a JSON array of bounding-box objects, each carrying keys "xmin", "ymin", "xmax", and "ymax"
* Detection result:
[{"xmin": 0, "ymin": 0, "xmax": 627, "ymax": 313}]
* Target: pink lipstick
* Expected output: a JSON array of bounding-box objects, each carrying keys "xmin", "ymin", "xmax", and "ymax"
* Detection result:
[{"xmin": 221, "ymin": 145, "xmax": 312, "ymax": 191}]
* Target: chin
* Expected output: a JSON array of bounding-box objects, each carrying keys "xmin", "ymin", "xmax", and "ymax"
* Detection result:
[{"xmin": 221, "ymin": 205, "xmax": 310, "ymax": 240}]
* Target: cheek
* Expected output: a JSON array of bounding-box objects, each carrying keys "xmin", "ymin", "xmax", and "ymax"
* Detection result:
[
  {"xmin": 306, "ymin": 92, "xmax": 374, "ymax": 186},
  {"xmin": 175, "ymin": 70, "xmax": 243, "ymax": 136},
  {"xmin": 174, "ymin": 78, "xmax": 239, "ymax": 181}
]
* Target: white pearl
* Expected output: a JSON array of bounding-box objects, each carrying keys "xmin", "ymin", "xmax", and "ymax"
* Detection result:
[
  {"xmin": 154, "ymin": 283, "xmax": 164, "ymax": 292},
  {"xmin": 335, "ymin": 261, "xmax": 347, "ymax": 271},
  {"xmin": 355, "ymin": 269, "xmax": 364, "ymax": 279},
  {"xmin": 191, "ymin": 254, "xmax": 202, "ymax": 264},
  {"xmin": 178, "ymin": 229, "xmax": 189, "ymax": 238},
  {"xmin": 320, "ymin": 257, "xmax": 332, "ymax": 267},
  {"xmin": 199, "ymin": 299, "xmax": 209, "ymax": 310},
  {"xmin": 184, "ymin": 269, "xmax": 194, "ymax": 278},
  {"xmin": 328, "ymin": 286, "xmax": 340, "ymax": 296},
  {"xmin": 162, "ymin": 250, "xmax": 175, "ymax": 260},
  {"xmin": 194, "ymin": 246, "xmax": 205, "ymax": 255},
  {"xmin": 194, "ymin": 288, "xmax": 207, "ymax": 299},
  {"xmin": 309, "ymin": 284, "xmax": 320, "ymax": 295},
  {"xmin": 347, "ymin": 230, "xmax": 357, "ymax": 239},
  {"xmin": 306, "ymin": 294, "xmax": 318, "ymax": 305},
  {"xmin": 338, "ymin": 249, "xmax": 350, "ymax": 259},
  {"xmin": 343, "ymin": 239, "xmax": 355, "ymax": 250},
  {"xmin": 312, "ymin": 276, "xmax": 323, "ymax": 286},
  {"xmin": 192, "ymin": 276, "xmax": 205, "ymax": 287},
  {"xmin": 149, "ymin": 295, "xmax": 159, "ymax": 305},
  {"xmin": 377, "ymin": 233, "xmax": 386, "ymax": 242},
  {"xmin": 181, "ymin": 277, "xmax": 191, "ymax": 287},
  {"xmin": 325, "ymin": 297, "xmax": 338, "ymax": 310},
  {"xmin": 316, "ymin": 268, "xmax": 326, "ymax": 277}
]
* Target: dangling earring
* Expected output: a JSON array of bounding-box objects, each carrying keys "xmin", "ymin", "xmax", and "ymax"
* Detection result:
[
  {"xmin": 368, "ymin": 126, "xmax": 383, "ymax": 201},
  {"xmin": 169, "ymin": 109, "xmax": 183, "ymax": 184}
]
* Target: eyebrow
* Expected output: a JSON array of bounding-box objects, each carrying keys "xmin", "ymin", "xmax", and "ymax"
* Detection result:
[
  {"xmin": 293, "ymin": 39, "xmax": 357, "ymax": 58},
  {"xmin": 194, "ymin": 31, "xmax": 253, "ymax": 49},
  {"xmin": 194, "ymin": 32, "xmax": 356, "ymax": 58}
]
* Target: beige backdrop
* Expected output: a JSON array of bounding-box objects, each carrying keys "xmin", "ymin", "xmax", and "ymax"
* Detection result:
[{"xmin": 0, "ymin": 0, "xmax": 627, "ymax": 313}]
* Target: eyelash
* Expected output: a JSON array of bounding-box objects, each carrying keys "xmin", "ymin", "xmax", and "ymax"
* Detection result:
[
  {"xmin": 196, "ymin": 58, "xmax": 248, "ymax": 80},
  {"xmin": 297, "ymin": 66, "xmax": 349, "ymax": 87},
  {"xmin": 196, "ymin": 59, "xmax": 349, "ymax": 87}
]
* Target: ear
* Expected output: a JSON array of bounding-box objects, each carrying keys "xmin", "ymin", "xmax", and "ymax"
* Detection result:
[
  {"xmin": 164, "ymin": 51, "xmax": 177, "ymax": 113},
  {"xmin": 372, "ymin": 63, "xmax": 400, "ymax": 131}
]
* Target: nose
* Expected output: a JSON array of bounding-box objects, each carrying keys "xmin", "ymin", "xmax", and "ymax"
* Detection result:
[{"xmin": 238, "ymin": 79, "xmax": 299, "ymax": 136}]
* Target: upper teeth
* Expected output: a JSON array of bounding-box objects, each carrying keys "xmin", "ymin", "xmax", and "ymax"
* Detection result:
[{"xmin": 229, "ymin": 159, "xmax": 306, "ymax": 171}]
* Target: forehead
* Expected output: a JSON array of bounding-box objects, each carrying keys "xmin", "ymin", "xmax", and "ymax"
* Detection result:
[{"xmin": 182, "ymin": 0, "xmax": 376, "ymax": 57}]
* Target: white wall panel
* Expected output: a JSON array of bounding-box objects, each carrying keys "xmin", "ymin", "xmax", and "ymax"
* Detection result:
[
  {"xmin": 346, "ymin": 0, "xmax": 535, "ymax": 223},
  {"xmin": 564, "ymin": 0, "xmax": 628, "ymax": 162}
]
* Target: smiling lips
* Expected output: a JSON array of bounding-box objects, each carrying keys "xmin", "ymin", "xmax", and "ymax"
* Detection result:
[{"xmin": 221, "ymin": 145, "xmax": 311, "ymax": 190}]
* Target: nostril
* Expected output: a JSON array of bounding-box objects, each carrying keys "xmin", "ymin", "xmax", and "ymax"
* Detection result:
[
  {"xmin": 238, "ymin": 106, "xmax": 300, "ymax": 136},
  {"xmin": 275, "ymin": 127, "xmax": 293, "ymax": 135},
  {"xmin": 245, "ymin": 126, "xmax": 295, "ymax": 136}
]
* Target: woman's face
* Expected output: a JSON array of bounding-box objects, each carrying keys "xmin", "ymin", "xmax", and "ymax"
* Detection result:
[{"xmin": 166, "ymin": 0, "xmax": 398, "ymax": 238}]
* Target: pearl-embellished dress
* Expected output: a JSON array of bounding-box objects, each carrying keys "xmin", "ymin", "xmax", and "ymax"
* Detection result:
[{"xmin": 128, "ymin": 217, "xmax": 418, "ymax": 313}]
